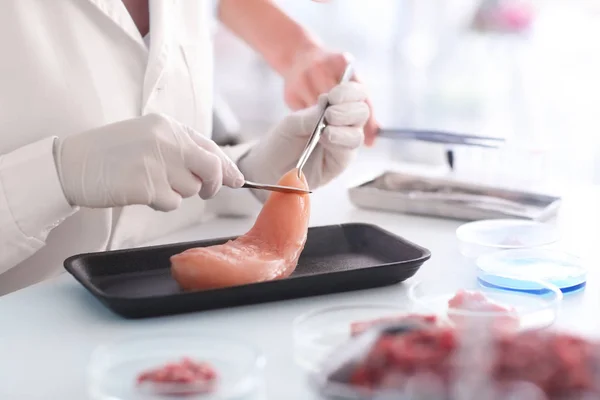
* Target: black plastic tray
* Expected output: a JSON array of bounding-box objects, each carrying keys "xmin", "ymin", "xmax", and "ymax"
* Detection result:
[{"xmin": 64, "ymin": 223, "xmax": 431, "ymax": 319}]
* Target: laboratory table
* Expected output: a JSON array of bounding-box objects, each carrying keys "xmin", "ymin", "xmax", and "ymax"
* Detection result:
[{"xmin": 1, "ymin": 144, "xmax": 600, "ymax": 400}]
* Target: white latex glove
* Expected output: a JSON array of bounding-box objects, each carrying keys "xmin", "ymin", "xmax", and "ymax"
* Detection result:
[
  {"xmin": 239, "ymin": 82, "xmax": 369, "ymax": 201},
  {"xmin": 55, "ymin": 113, "xmax": 245, "ymax": 212}
]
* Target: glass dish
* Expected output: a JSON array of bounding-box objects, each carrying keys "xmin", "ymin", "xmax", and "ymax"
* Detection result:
[
  {"xmin": 408, "ymin": 276, "xmax": 562, "ymax": 331},
  {"xmin": 477, "ymin": 248, "xmax": 587, "ymax": 294},
  {"xmin": 293, "ymin": 304, "xmax": 424, "ymax": 373},
  {"xmin": 456, "ymin": 219, "xmax": 560, "ymax": 259},
  {"xmin": 87, "ymin": 331, "xmax": 266, "ymax": 400}
]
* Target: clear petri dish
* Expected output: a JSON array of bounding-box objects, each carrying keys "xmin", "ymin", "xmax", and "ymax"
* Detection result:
[
  {"xmin": 456, "ymin": 219, "xmax": 560, "ymax": 259},
  {"xmin": 293, "ymin": 304, "xmax": 426, "ymax": 373},
  {"xmin": 408, "ymin": 277, "xmax": 562, "ymax": 331},
  {"xmin": 476, "ymin": 248, "xmax": 587, "ymax": 294},
  {"xmin": 310, "ymin": 370, "xmax": 549, "ymax": 400},
  {"xmin": 87, "ymin": 331, "xmax": 266, "ymax": 400}
]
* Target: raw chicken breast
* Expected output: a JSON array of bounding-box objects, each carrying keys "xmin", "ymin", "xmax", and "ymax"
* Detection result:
[{"xmin": 170, "ymin": 168, "xmax": 310, "ymax": 291}]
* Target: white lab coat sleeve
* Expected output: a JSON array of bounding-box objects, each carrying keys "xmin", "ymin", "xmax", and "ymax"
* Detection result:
[
  {"xmin": 205, "ymin": 141, "xmax": 264, "ymax": 217},
  {"xmin": 0, "ymin": 137, "xmax": 77, "ymax": 274}
]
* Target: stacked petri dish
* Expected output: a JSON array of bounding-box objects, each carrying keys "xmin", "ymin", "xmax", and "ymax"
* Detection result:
[
  {"xmin": 476, "ymin": 248, "xmax": 587, "ymax": 294},
  {"xmin": 299, "ymin": 281, "xmax": 563, "ymax": 400},
  {"xmin": 456, "ymin": 219, "xmax": 560, "ymax": 259},
  {"xmin": 457, "ymin": 218, "xmax": 587, "ymax": 294},
  {"xmin": 408, "ymin": 277, "xmax": 563, "ymax": 331},
  {"xmin": 87, "ymin": 332, "xmax": 266, "ymax": 400}
]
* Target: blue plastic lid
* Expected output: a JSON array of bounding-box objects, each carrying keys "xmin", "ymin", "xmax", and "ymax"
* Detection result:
[{"xmin": 476, "ymin": 248, "xmax": 586, "ymax": 293}]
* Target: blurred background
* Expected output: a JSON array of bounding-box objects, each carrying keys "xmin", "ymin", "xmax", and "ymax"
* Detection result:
[{"xmin": 212, "ymin": 0, "xmax": 600, "ymax": 192}]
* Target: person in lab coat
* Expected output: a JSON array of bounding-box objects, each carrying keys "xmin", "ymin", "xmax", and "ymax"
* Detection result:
[{"xmin": 0, "ymin": 0, "xmax": 373, "ymax": 295}]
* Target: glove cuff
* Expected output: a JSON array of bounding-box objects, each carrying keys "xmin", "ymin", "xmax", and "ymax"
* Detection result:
[
  {"xmin": 0, "ymin": 136, "xmax": 77, "ymax": 239},
  {"xmin": 52, "ymin": 137, "xmax": 74, "ymax": 206}
]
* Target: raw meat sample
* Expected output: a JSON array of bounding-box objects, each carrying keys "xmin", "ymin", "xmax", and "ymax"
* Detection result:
[
  {"xmin": 136, "ymin": 357, "xmax": 217, "ymax": 396},
  {"xmin": 171, "ymin": 168, "xmax": 310, "ymax": 291},
  {"xmin": 350, "ymin": 314, "xmax": 439, "ymax": 336},
  {"xmin": 447, "ymin": 290, "xmax": 520, "ymax": 331},
  {"xmin": 350, "ymin": 327, "xmax": 457, "ymax": 392},
  {"xmin": 348, "ymin": 327, "xmax": 600, "ymax": 399},
  {"xmin": 448, "ymin": 290, "xmax": 515, "ymax": 313}
]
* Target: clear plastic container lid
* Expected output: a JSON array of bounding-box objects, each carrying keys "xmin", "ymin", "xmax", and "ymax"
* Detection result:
[
  {"xmin": 456, "ymin": 219, "xmax": 560, "ymax": 258},
  {"xmin": 476, "ymin": 248, "xmax": 587, "ymax": 293},
  {"xmin": 87, "ymin": 332, "xmax": 266, "ymax": 400}
]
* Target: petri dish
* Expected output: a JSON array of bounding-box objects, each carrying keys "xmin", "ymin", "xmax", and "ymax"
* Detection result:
[
  {"xmin": 456, "ymin": 219, "xmax": 560, "ymax": 259},
  {"xmin": 408, "ymin": 277, "xmax": 562, "ymax": 331},
  {"xmin": 477, "ymin": 248, "xmax": 587, "ymax": 294},
  {"xmin": 293, "ymin": 304, "xmax": 428, "ymax": 373},
  {"xmin": 87, "ymin": 331, "xmax": 266, "ymax": 400}
]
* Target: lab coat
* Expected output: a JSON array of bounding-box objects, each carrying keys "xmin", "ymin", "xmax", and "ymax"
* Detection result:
[{"xmin": 0, "ymin": 0, "xmax": 261, "ymax": 295}]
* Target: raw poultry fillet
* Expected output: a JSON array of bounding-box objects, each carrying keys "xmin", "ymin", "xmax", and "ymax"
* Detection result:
[{"xmin": 170, "ymin": 168, "xmax": 310, "ymax": 291}]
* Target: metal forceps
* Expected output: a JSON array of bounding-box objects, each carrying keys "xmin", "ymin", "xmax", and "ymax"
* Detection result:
[
  {"xmin": 241, "ymin": 180, "xmax": 311, "ymax": 195},
  {"xmin": 378, "ymin": 128, "xmax": 506, "ymax": 148},
  {"xmin": 296, "ymin": 63, "xmax": 355, "ymax": 178}
]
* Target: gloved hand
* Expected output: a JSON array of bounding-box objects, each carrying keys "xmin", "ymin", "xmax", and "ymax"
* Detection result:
[
  {"xmin": 239, "ymin": 82, "xmax": 369, "ymax": 202},
  {"xmin": 283, "ymin": 49, "xmax": 379, "ymax": 146},
  {"xmin": 55, "ymin": 113, "xmax": 245, "ymax": 212}
]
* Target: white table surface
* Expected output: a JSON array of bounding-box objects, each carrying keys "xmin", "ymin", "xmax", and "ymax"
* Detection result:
[{"xmin": 1, "ymin": 141, "xmax": 600, "ymax": 399}]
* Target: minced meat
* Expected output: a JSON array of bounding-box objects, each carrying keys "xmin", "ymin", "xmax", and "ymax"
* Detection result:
[
  {"xmin": 136, "ymin": 357, "xmax": 217, "ymax": 395},
  {"xmin": 350, "ymin": 314, "xmax": 439, "ymax": 336},
  {"xmin": 349, "ymin": 327, "xmax": 600, "ymax": 399}
]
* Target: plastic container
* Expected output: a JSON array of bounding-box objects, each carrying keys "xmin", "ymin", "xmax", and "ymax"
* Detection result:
[
  {"xmin": 456, "ymin": 219, "xmax": 560, "ymax": 259},
  {"xmin": 408, "ymin": 276, "xmax": 562, "ymax": 331},
  {"xmin": 476, "ymin": 248, "xmax": 587, "ymax": 294},
  {"xmin": 293, "ymin": 304, "xmax": 421, "ymax": 373},
  {"xmin": 87, "ymin": 332, "xmax": 266, "ymax": 400}
]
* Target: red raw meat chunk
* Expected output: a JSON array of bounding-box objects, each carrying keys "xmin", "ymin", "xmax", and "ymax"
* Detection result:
[
  {"xmin": 350, "ymin": 314, "xmax": 439, "ymax": 336},
  {"xmin": 136, "ymin": 357, "xmax": 217, "ymax": 396},
  {"xmin": 447, "ymin": 290, "xmax": 520, "ymax": 331},
  {"xmin": 348, "ymin": 327, "xmax": 600, "ymax": 399}
]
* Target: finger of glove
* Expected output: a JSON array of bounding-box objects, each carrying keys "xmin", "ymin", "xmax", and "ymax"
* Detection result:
[
  {"xmin": 169, "ymin": 170, "xmax": 203, "ymax": 198},
  {"xmin": 320, "ymin": 126, "xmax": 364, "ymax": 149},
  {"xmin": 344, "ymin": 74, "xmax": 380, "ymax": 146},
  {"xmin": 150, "ymin": 181, "xmax": 183, "ymax": 212},
  {"xmin": 184, "ymin": 146, "xmax": 223, "ymax": 199},
  {"xmin": 310, "ymin": 146, "xmax": 357, "ymax": 188},
  {"xmin": 182, "ymin": 127, "xmax": 244, "ymax": 188},
  {"xmin": 327, "ymin": 82, "xmax": 368, "ymax": 105},
  {"xmin": 324, "ymin": 102, "xmax": 370, "ymax": 127}
]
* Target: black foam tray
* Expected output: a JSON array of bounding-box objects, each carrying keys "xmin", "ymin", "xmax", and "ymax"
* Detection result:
[{"xmin": 64, "ymin": 223, "xmax": 431, "ymax": 318}]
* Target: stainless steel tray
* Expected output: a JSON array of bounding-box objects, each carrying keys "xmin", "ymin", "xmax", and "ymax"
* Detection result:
[{"xmin": 348, "ymin": 171, "xmax": 561, "ymax": 221}]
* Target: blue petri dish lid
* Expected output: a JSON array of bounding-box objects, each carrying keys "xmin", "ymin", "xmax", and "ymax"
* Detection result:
[{"xmin": 476, "ymin": 248, "xmax": 587, "ymax": 294}]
